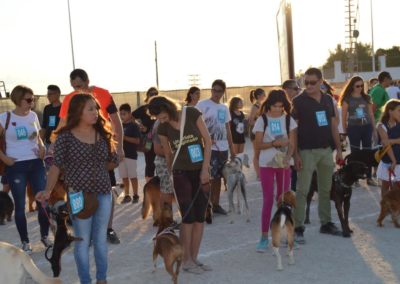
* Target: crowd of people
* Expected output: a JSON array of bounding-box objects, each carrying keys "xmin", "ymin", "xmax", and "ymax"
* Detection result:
[{"xmin": 0, "ymin": 67, "xmax": 397, "ymax": 283}]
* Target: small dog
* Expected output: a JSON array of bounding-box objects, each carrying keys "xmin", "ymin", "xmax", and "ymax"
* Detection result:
[
  {"xmin": 305, "ymin": 162, "xmax": 368, "ymax": 237},
  {"xmin": 153, "ymin": 203, "xmax": 183, "ymax": 284},
  {"xmin": 0, "ymin": 191, "xmax": 14, "ymax": 225},
  {"xmin": 377, "ymin": 187, "xmax": 400, "ymax": 228},
  {"xmin": 0, "ymin": 241, "xmax": 61, "ymax": 284},
  {"xmin": 222, "ymin": 153, "xmax": 250, "ymax": 222},
  {"xmin": 45, "ymin": 201, "xmax": 82, "ymax": 277},
  {"xmin": 270, "ymin": 191, "xmax": 296, "ymax": 271},
  {"xmin": 142, "ymin": 176, "xmax": 162, "ymax": 226}
]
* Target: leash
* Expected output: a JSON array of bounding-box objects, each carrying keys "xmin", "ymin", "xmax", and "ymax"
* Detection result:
[{"xmin": 40, "ymin": 201, "xmax": 56, "ymax": 236}]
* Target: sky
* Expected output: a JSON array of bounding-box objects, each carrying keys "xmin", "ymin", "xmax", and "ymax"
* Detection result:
[{"xmin": 0, "ymin": 0, "xmax": 399, "ymax": 95}]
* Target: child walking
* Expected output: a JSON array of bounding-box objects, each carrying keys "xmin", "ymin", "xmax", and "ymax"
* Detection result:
[
  {"xmin": 229, "ymin": 96, "xmax": 246, "ymax": 154},
  {"xmin": 252, "ymin": 89, "xmax": 297, "ymax": 252},
  {"xmin": 118, "ymin": 104, "xmax": 141, "ymax": 204}
]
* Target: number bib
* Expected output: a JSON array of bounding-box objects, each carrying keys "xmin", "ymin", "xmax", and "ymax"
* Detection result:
[
  {"xmin": 48, "ymin": 116, "xmax": 56, "ymax": 127},
  {"xmin": 217, "ymin": 109, "xmax": 226, "ymax": 123},
  {"xmin": 355, "ymin": 107, "xmax": 365, "ymax": 119},
  {"xmin": 188, "ymin": 144, "xmax": 203, "ymax": 163},
  {"xmin": 68, "ymin": 191, "xmax": 84, "ymax": 215},
  {"xmin": 269, "ymin": 120, "xmax": 283, "ymax": 136},
  {"xmin": 315, "ymin": 111, "xmax": 328, "ymax": 127},
  {"xmin": 15, "ymin": 126, "xmax": 28, "ymax": 140}
]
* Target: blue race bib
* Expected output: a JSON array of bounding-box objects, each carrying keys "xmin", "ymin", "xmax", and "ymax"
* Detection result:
[
  {"xmin": 217, "ymin": 109, "xmax": 226, "ymax": 123},
  {"xmin": 188, "ymin": 144, "xmax": 203, "ymax": 163},
  {"xmin": 48, "ymin": 116, "xmax": 56, "ymax": 127},
  {"xmin": 315, "ymin": 111, "xmax": 328, "ymax": 127},
  {"xmin": 15, "ymin": 126, "xmax": 28, "ymax": 140},
  {"xmin": 269, "ymin": 120, "xmax": 283, "ymax": 136},
  {"xmin": 68, "ymin": 191, "xmax": 84, "ymax": 215},
  {"xmin": 355, "ymin": 107, "xmax": 365, "ymax": 119}
]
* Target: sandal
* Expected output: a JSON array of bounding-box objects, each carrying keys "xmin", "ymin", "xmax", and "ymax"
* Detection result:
[
  {"xmin": 183, "ymin": 265, "xmax": 203, "ymax": 274},
  {"xmin": 195, "ymin": 260, "xmax": 212, "ymax": 271}
]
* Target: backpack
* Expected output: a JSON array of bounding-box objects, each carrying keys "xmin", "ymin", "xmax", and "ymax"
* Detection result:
[{"xmin": 261, "ymin": 114, "xmax": 291, "ymax": 137}]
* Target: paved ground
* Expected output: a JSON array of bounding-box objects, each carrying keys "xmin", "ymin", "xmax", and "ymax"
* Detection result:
[{"xmin": 1, "ymin": 140, "xmax": 400, "ymax": 284}]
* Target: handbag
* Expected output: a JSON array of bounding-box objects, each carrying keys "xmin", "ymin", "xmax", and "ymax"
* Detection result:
[
  {"xmin": 0, "ymin": 112, "xmax": 11, "ymax": 175},
  {"xmin": 374, "ymin": 144, "xmax": 391, "ymax": 163},
  {"xmin": 67, "ymin": 131, "xmax": 99, "ymax": 219}
]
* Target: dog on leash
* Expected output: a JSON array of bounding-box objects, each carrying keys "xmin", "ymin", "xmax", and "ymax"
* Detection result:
[
  {"xmin": 377, "ymin": 187, "xmax": 400, "ymax": 228},
  {"xmin": 142, "ymin": 176, "xmax": 162, "ymax": 226},
  {"xmin": 153, "ymin": 203, "xmax": 183, "ymax": 284},
  {"xmin": 305, "ymin": 162, "xmax": 368, "ymax": 237},
  {"xmin": 0, "ymin": 241, "xmax": 62, "ymax": 284},
  {"xmin": 0, "ymin": 191, "xmax": 14, "ymax": 225},
  {"xmin": 222, "ymin": 153, "xmax": 250, "ymax": 222},
  {"xmin": 45, "ymin": 201, "xmax": 82, "ymax": 277},
  {"xmin": 270, "ymin": 191, "xmax": 296, "ymax": 271}
]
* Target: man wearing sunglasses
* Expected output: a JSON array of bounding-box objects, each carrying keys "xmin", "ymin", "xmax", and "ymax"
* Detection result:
[
  {"xmin": 370, "ymin": 71, "xmax": 392, "ymax": 123},
  {"xmin": 291, "ymin": 68, "xmax": 343, "ymax": 243}
]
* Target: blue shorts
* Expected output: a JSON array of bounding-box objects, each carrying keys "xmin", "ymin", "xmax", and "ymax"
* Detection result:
[{"xmin": 210, "ymin": 150, "xmax": 228, "ymax": 179}]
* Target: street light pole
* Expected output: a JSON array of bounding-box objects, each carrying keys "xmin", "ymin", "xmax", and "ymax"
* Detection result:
[
  {"xmin": 67, "ymin": 0, "xmax": 76, "ymax": 70},
  {"xmin": 370, "ymin": 0, "xmax": 375, "ymax": 72}
]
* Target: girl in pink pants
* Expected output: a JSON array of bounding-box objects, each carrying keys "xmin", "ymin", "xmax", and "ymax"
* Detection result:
[{"xmin": 252, "ymin": 89, "xmax": 297, "ymax": 252}]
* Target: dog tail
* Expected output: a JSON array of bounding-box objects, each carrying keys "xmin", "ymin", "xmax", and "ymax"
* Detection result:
[
  {"xmin": 280, "ymin": 213, "xmax": 286, "ymax": 228},
  {"xmin": 19, "ymin": 247, "xmax": 61, "ymax": 284}
]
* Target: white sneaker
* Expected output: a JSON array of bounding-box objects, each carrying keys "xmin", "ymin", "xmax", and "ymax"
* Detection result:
[{"xmin": 22, "ymin": 242, "xmax": 32, "ymax": 254}]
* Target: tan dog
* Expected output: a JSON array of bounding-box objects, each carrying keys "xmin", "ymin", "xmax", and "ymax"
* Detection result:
[
  {"xmin": 377, "ymin": 188, "xmax": 400, "ymax": 228},
  {"xmin": 142, "ymin": 177, "xmax": 162, "ymax": 226},
  {"xmin": 0, "ymin": 241, "xmax": 62, "ymax": 284},
  {"xmin": 270, "ymin": 191, "xmax": 296, "ymax": 271},
  {"xmin": 153, "ymin": 203, "xmax": 183, "ymax": 284}
]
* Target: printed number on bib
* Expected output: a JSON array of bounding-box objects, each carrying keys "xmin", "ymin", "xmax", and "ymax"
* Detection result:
[
  {"xmin": 48, "ymin": 116, "xmax": 56, "ymax": 127},
  {"xmin": 355, "ymin": 107, "xmax": 365, "ymax": 119},
  {"xmin": 188, "ymin": 144, "xmax": 203, "ymax": 163},
  {"xmin": 315, "ymin": 111, "xmax": 328, "ymax": 127},
  {"xmin": 68, "ymin": 191, "xmax": 84, "ymax": 215},
  {"xmin": 236, "ymin": 122, "xmax": 244, "ymax": 134},
  {"xmin": 269, "ymin": 120, "xmax": 283, "ymax": 136},
  {"xmin": 15, "ymin": 126, "xmax": 28, "ymax": 140},
  {"xmin": 218, "ymin": 109, "xmax": 226, "ymax": 123}
]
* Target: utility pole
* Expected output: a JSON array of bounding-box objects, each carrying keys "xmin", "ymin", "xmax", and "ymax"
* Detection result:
[
  {"xmin": 67, "ymin": 0, "xmax": 75, "ymax": 70},
  {"xmin": 370, "ymin": 0, "xmax": 375, "ymax": 72},
  {"xmin": 155, "ymin": 41, "xmax": 159, "ymax": 89},
  {"xmin": 188, "ymin": 74, "xmax": 200, "ymax": 87}
]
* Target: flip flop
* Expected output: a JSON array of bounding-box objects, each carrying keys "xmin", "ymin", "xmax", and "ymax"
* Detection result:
[
  {"xmin": 196, "ymin": 261, "xmax": 212, "ymax": 271},
  {"xmin": 183, "ymin": 265, "xmax": 203, "ymax": 274}
]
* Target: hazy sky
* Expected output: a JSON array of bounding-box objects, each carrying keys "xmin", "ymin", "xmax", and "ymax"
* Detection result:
[{"xmin": 0, "ymin": 0, "xmax": 399, "ymax": 95}]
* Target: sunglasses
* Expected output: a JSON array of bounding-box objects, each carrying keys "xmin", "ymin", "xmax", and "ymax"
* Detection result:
[
  {"xmin": 354, "ymin": 84, "xmax": 364, "ymax": 88},
  {"xmin": 304, "ymin": 80, "xmax": 319, "ymax": 86},
  {"xmin": 23, "ymin": 98, "xmax": 34, "ymax": 103},
  {"xmin": 212, "ymin": 88, "xmax": 224, "ymax": 94}
]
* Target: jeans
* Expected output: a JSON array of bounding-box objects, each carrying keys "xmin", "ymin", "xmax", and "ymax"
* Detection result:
[
  {"xmin": 72, "ymin": 192, "xmax": 112, "ymax": 284},
  {"xmin": 294, "ymin": 148, "xmax": 334, "ymax": 227},
  {"xmin": 347, "ymin": 124, "xmax": 373, "ymax": 178},
  {"xmin": 259, "ymin": 167, "xmax": 291, "ymax": 233},
  {"xmin": 6, "ymin": 159, "xmax": 49, "ymax": 243}
]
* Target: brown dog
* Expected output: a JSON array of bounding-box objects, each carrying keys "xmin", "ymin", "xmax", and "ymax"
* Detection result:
[
  {"xmin": 270, "ymin": 191, "xmax": 296, "ymax": 271},
  {"xmin": 377, "ymin": 188, "xmax": 400, "ymax": 228},
  {"xmin": 142, "ymin": 177, "xmax": 162, "ymax": 226},
  {"xmin": 153, "ymin": 203, "xmax": 183, "ymax": 284},
  {"xmin": 27, "ymin": 180, "xmax": 66, "ymax": 211}
]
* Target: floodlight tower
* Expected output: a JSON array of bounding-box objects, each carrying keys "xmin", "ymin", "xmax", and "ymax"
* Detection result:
[{"xmin": 344, "ymin": 0, "xmax": 360, "ymax": 77}]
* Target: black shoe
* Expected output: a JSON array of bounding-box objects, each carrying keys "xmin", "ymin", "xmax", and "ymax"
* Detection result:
[
  {"xmin": 320, "ymin": 222, "xmax": 342, "ymax": 236},
  {"xmin": 294, "ymin": 227, "xmax": 306, "ymax": 244},
  {"xmin": 121, "ymin": 195, "xmax": 132, "ymax": 204},
  {"xmin": 132, "ymin": 194, "xmax": 139, "ymax": 204},
  {"xmin": 107, "ymin": 229, "xmax": 121, "ymax": 244},
  {"xmin": 213, "ymin": 205, "xmax": 227, "ymax": 215}
]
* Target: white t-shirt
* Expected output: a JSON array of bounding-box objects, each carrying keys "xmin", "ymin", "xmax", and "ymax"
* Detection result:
[
  {"xmin": 252, "ymin": 114, "xmax": 297, "ymax": 167},
  {"xmin": 0, "ymin": 111, "xmax": 41, "ymax": 161},
  {"xmin": 386, "ymin": 86, "xmax": 400, "ymax": 100},
  {"xmin": 196, "ymin": 99, "xmax": 231, "ymax": 151}
]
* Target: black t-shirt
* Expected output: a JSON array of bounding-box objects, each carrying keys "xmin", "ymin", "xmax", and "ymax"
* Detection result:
[
  {"xmin": 132, "ymin": 105, "xmax": 155, "ymax": 134},
  {"xmin": 41, "ymin": 104, "xmax": 61, "ymax": 144},
  {"xmin": 230, "ymin": 111, "xmax": 245, "ymax": 144},
  {"xmin": 123, "ymin": 122, "xmax": 140, "ymax": 159},
  {"xmin": 292, "ymin": 92, "xmax": 335, "ymax": 150}
]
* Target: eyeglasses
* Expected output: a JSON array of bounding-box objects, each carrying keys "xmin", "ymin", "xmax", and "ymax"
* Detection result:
[
  {"xmin": 304, "ymin": 80, "xmax": 319, "ymax": 86},
  {"xmin": 23, "ymin": 98, "xmax": 34, "ymax": 103},
  {"xmin": 212, "ymin": 88, "xmax": 224, "ymax": 94},
  {"xmin": 354, "ymin": 84, "xmax": 364, "ymax": 88}
]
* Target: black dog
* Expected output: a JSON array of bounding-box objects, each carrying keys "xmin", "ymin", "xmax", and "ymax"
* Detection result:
[
  {"xmin": 345, "ymin": 148, "xmax": 379, "ymax": 172},
  {"xmin": 45, "ymin": 201, "xmax": 82, "ymax": 277},
  {"xmin": 305, "ymin": 162, "xmax": 368, "ymax": 237},
  {"xmin": 0, "ymin": 191, "xmax": 14, "ymax": 225}
]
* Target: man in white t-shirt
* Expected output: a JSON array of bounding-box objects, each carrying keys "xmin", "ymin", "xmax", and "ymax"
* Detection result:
[
  {"xmin": 196, "ymin": 79, "xmax": 235, "ymax": 215},
  {"xmin": 386, "ymin": 81, "xmax": 400, "ymax": 100}
]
